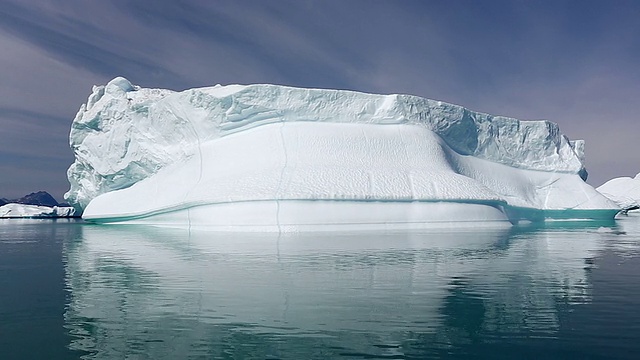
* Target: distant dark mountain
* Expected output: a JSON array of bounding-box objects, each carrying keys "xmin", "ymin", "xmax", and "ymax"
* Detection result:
[
  {"xmin": 13, "ymin": 191, "xmax": 59, "ymax": 207},
  {"xmin": 0, "ymin": 198, "xmax": 7, "ymax": 206}
]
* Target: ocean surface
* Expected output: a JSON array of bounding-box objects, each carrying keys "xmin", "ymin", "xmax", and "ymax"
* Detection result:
[{"xmin": 1, "ymin": 216, "xmax": 640, "ymax": 359}]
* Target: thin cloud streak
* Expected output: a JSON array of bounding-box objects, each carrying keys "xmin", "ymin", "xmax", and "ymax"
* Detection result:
[{"xmin": 0, "ymin": 2, "xmax": 186, "ymax": 86}]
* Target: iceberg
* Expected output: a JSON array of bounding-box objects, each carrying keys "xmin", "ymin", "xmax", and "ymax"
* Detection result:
[
  {"xmin": 0, "ymin": 191, "xmax": 76, "ymax": 218},
  {"xmin": 0, "ymin": 203, "xmax": 75, "ymax": 218},
  {"xmin": 597, "ymin": 173, "xmax": 640, "ymax": 213},
  {"xmin": 66, "ymin": 77, "xmax": 618, "ymax": 230}
]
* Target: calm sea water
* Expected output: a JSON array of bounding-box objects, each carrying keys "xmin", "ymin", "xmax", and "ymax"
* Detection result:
[{"xmin": 2, "ymin": 216, "xmax": 640, "ymax": 359}]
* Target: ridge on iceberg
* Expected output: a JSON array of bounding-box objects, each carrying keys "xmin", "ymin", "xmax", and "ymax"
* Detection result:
[
  {"xmin": 597, "ymin": 173, "xmax": 640, "ymax": 213},
  {"xmin": 66, "ymin": 77, "xmax": 618, "ymax": 230}
]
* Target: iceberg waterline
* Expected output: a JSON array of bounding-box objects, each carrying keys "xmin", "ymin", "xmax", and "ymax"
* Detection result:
[{"xmin": 67, "ymin": 77, "xmax": 619, "ymax": 229}]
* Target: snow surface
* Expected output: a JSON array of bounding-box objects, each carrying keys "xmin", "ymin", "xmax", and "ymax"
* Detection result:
[
  {"xmin": 597, "ymin": 173, "xmax": 640, "ymax": 210},
  {"xmin": 0, "ymin": 203, "xmax": 76, "ymax": 218},
  {"xmin": 67, "ymin": 77, "xmax": 618, "ymax": 229}
]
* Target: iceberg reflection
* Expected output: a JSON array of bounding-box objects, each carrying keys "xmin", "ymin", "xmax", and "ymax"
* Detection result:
[{"xmin": 64, "ymin": 223, "xmax": 610, "ymax": 358}]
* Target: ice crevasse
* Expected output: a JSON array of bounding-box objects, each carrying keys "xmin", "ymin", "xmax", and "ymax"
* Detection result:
[{"xmin": 65, "ymin": 77, "xmax": 619, "ymax": 230}]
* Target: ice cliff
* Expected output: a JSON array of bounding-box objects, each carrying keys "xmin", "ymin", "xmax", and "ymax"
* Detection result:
[
  {"xmin": 65, "ymin": 77, "xmax": 618, "ymax": 229},
  {"xmin": 597, "ymin": 173, "xmax": 640, "ymax": 212}
]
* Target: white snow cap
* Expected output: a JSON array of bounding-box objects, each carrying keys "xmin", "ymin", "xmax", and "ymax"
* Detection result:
[{"xmin": 105, "ymin": 76, "xmax": 136, "ymax": 94}]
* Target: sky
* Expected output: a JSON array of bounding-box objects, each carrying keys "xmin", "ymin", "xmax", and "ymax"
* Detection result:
[{"xmin": 0, "ymin": 0, "xmax": 638, "ymax": 201}]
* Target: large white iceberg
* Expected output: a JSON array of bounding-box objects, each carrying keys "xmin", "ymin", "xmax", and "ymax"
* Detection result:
[
  {"xmin": 65, "ymin": 77, "xmax": 618, "ymax": 230},
  {"xmin": 597, "ymin": 173, "xmax": 640, "ymax": 212}
]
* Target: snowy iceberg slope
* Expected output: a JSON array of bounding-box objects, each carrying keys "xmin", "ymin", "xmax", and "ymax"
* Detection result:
[
  {"xmin": 597, "ymin": 173, "xmax": 640, "ymax": 211},
  {"xmin": 67, "ymin": 77, "xmax": 618, "ymax": 229}
]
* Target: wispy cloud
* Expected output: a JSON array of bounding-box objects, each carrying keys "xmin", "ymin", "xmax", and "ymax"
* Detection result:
[{"xmin": 0, "ymin": 1, "xmax": 187, "ymax": 85}]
